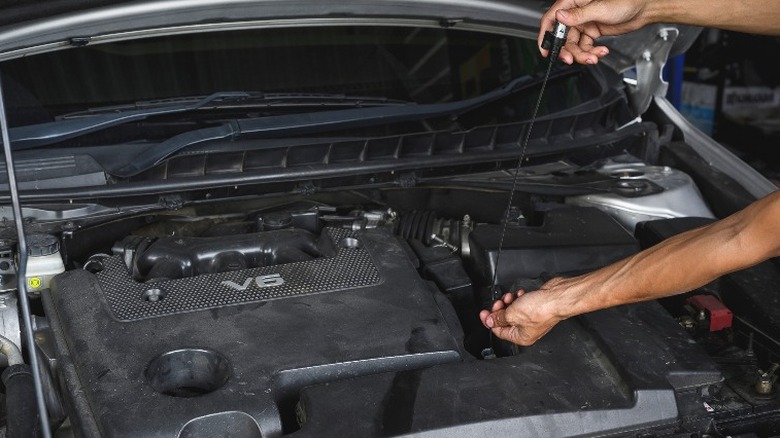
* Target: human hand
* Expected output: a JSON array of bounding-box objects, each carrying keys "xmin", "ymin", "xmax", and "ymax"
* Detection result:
[
  {"xmin": 538, "ymin": 0, "xmax": 653, "ymax": 65},
  {"xmin": 479, "ymin": 279, "xmax": 568, "ymax": 346}
]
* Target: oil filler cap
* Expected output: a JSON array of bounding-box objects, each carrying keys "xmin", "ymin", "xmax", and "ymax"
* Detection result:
[{"xmin": 26, "ymin": 234, "xmax": 60, "ymax": 257}]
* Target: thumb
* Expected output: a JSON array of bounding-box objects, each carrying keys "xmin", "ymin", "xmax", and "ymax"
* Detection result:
[{"xmin": 555, "ymin": 2, "xmax": 609, "ymax": 28}]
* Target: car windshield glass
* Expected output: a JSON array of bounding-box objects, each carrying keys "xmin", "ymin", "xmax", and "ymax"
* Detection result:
[{"xmin": 0, "ymin": 26, "xmax": 597, "ymax": 128}]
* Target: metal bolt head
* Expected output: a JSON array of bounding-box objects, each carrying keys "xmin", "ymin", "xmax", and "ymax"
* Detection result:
[
  {"xmin": 755, "ymin": 374, "xmax": 774, "ymax": 395},
  {"xmin": 679, "ymin": 315, "xmax": 696, "ymax": 330}
]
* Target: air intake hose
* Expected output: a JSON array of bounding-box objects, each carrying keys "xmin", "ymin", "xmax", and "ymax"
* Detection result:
[{"xmin": 2, "ymin": 364, "xmax": 40, "ymax": 438}]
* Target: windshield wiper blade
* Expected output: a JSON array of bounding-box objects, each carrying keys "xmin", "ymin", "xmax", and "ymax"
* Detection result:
[
  {"xmin": 109, "ymin": 70, "xmax": 577, "ymax": 178},
  {"xmin": 57, "ymin": 92, "xmax": 412, "ymax": 118},
  {"xmin": 10, "ymin": 91, "xmax": 253, "ymax": 150},
  {"xmin": 209, "ymin": 92, "xmax": 413, "ymax": 106},
  {"xmin": 11, "ymin": 92, "xmax": 416, "ymax": 150}
]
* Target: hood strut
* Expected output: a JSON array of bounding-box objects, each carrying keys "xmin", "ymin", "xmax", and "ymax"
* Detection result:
[{"xmin": 0, "ymin": 78, "xmax": 52, "ymax": 437}]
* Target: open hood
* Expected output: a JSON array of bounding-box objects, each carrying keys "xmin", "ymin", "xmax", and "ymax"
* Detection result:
[
  {"xmin": 2, "ymin": 3, "xmax": 780, "ymax": 438},
  {"xmin": 0, "ymin": 1, "xmax": 707, "ymax": 149},
  {"xmin": 0, "ymin": 0, "xmax": 700, "ymax": 100}
]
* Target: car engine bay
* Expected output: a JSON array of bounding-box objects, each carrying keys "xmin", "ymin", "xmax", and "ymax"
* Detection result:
[
  {"xmin": 0, "ymin": 3, "xmax": 778, "ymax": 436},
  {"xmin": 0, "ymin": 154, "xmax": 773, "ymax": 437}
]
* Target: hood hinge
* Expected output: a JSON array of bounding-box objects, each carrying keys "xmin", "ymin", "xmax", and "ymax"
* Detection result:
[{"xmin": 625, "ymin": 27, "xmax": 679, "ymax": 115}]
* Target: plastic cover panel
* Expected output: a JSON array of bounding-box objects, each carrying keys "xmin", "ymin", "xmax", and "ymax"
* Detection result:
[
  {"xmin": 96, "ymin": 228, "xmax": 381, "ymax": 321},
  {"xmin": 46, "ymin": 227, "xmax": 462, "ymax": 438}
]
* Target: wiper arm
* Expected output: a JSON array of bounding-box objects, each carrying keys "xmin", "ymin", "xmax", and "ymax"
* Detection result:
[
  {"xmin": 111, "ymin": 69, "xmax": 576, "ymax": 178},
  {"xmin": 10, "ymin": 92, "xmax": 252, "ymax": 150},
  {"xmin": 12, "ymin": 92, "xmax": 413, "ymax": 150},
  {"xmin": 58, "ymin": 93, "xmax": 412, "ymax": 118}
]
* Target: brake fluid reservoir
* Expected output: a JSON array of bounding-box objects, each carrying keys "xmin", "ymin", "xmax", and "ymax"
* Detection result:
[{"xmin": 25, "ymin": 234, "xmax": 65, "ymax": 293}]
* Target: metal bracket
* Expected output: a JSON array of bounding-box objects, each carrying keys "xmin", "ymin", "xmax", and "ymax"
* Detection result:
[
  {"xmin": 0, "ymin": 249, "xmax": 20, "ymax": 365},
  {"xmin": 0, "ymin": 292, "xmax": 21, "ymax": 366},
  {"xmin": 626, "ymin": 27, "xmax": 679, "ymax": 115}
]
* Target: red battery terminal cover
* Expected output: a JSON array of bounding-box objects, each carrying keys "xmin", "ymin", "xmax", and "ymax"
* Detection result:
[{"xmin": 686, "ymin": 294, "xmax": 733, "ymax": 332}]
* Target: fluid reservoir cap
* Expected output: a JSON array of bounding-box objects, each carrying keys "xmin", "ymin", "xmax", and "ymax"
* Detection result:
[
  {"xmin": 26, "ymin": 234, "xmax": 60, "ymax": 257},
  {"xmin": 260, "ymin": 212, "xmax": 293, "ymax": 230}
]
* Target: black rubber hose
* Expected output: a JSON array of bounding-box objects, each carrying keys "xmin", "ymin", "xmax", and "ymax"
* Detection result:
[{"xmin": 2, "ymin": 364, "xmax": 40, "ymax": 438}]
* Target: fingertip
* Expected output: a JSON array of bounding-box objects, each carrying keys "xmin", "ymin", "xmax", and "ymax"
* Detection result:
[
  {"xmin": 479, "ymin": 310, "xmax": 489, "ymax": 326},
  {"xmin": 555, "ymin": 49, "xmax": 570, "ymax": 64},
  {"xmin": 485, "ymin": 315, "xmax": 495, "ymax": 328}
]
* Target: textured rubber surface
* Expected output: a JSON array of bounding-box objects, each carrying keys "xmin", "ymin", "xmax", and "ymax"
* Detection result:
[
  {"xmin": 48, "ymin": 227, "xmax": 462, "ymax": 438},
  {"xmin": 96, "ymin": 228, "xmax": 381, "ymax": 321}
]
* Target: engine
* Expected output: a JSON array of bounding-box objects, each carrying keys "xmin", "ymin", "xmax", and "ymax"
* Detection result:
[
  {"xmin": 47, "ymin": 222, "xmax": 468, "ymax": 436},
  {"xmin": 6, "ymin": 159, "xmax": 780, "ymax": 437}
]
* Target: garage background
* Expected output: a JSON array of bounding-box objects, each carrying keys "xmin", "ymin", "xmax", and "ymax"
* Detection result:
[{"xmin": 671, "ymin": 30, "xmax": 780, "ymax": 187}]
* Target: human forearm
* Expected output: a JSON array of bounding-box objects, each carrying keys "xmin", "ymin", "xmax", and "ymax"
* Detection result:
[
  {"xmin": 647, "ymin": 0, "xmax": 780, "ymax": 36},
  {"xmin": 555, "ymin": 191, "xmax": 780, "ymax": 319},
  {"xmin": 483, "ymin": 191, "xmax": 780, "ymax": 346}
]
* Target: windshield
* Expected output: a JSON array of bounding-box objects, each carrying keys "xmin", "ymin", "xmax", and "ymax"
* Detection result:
[
  {"xmin": 0, "ymin": 24, "xmax": 621, "ymax": 190},
  {"xmin": 1, "ymin": 26, "xmax": 596, "ymax": 127}
]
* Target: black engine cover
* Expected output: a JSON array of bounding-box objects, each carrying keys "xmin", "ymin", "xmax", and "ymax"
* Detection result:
[{"xmin": 45, "ymin": 228, "xmax": 462, "ymax": 438}]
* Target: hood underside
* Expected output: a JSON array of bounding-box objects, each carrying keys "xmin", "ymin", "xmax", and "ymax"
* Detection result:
[{"xmin": 0, "ymin": 0, "xmax": 699, "ymax": 72}]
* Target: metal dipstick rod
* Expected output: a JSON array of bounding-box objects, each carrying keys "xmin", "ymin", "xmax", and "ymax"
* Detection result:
[
  {"xmin": 486, "ymin": 22, "xmax": 569, "ymax": 355},
  {"xmin": 0, "ymin": 79, "xmax": 53, "ymax": 437}
]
